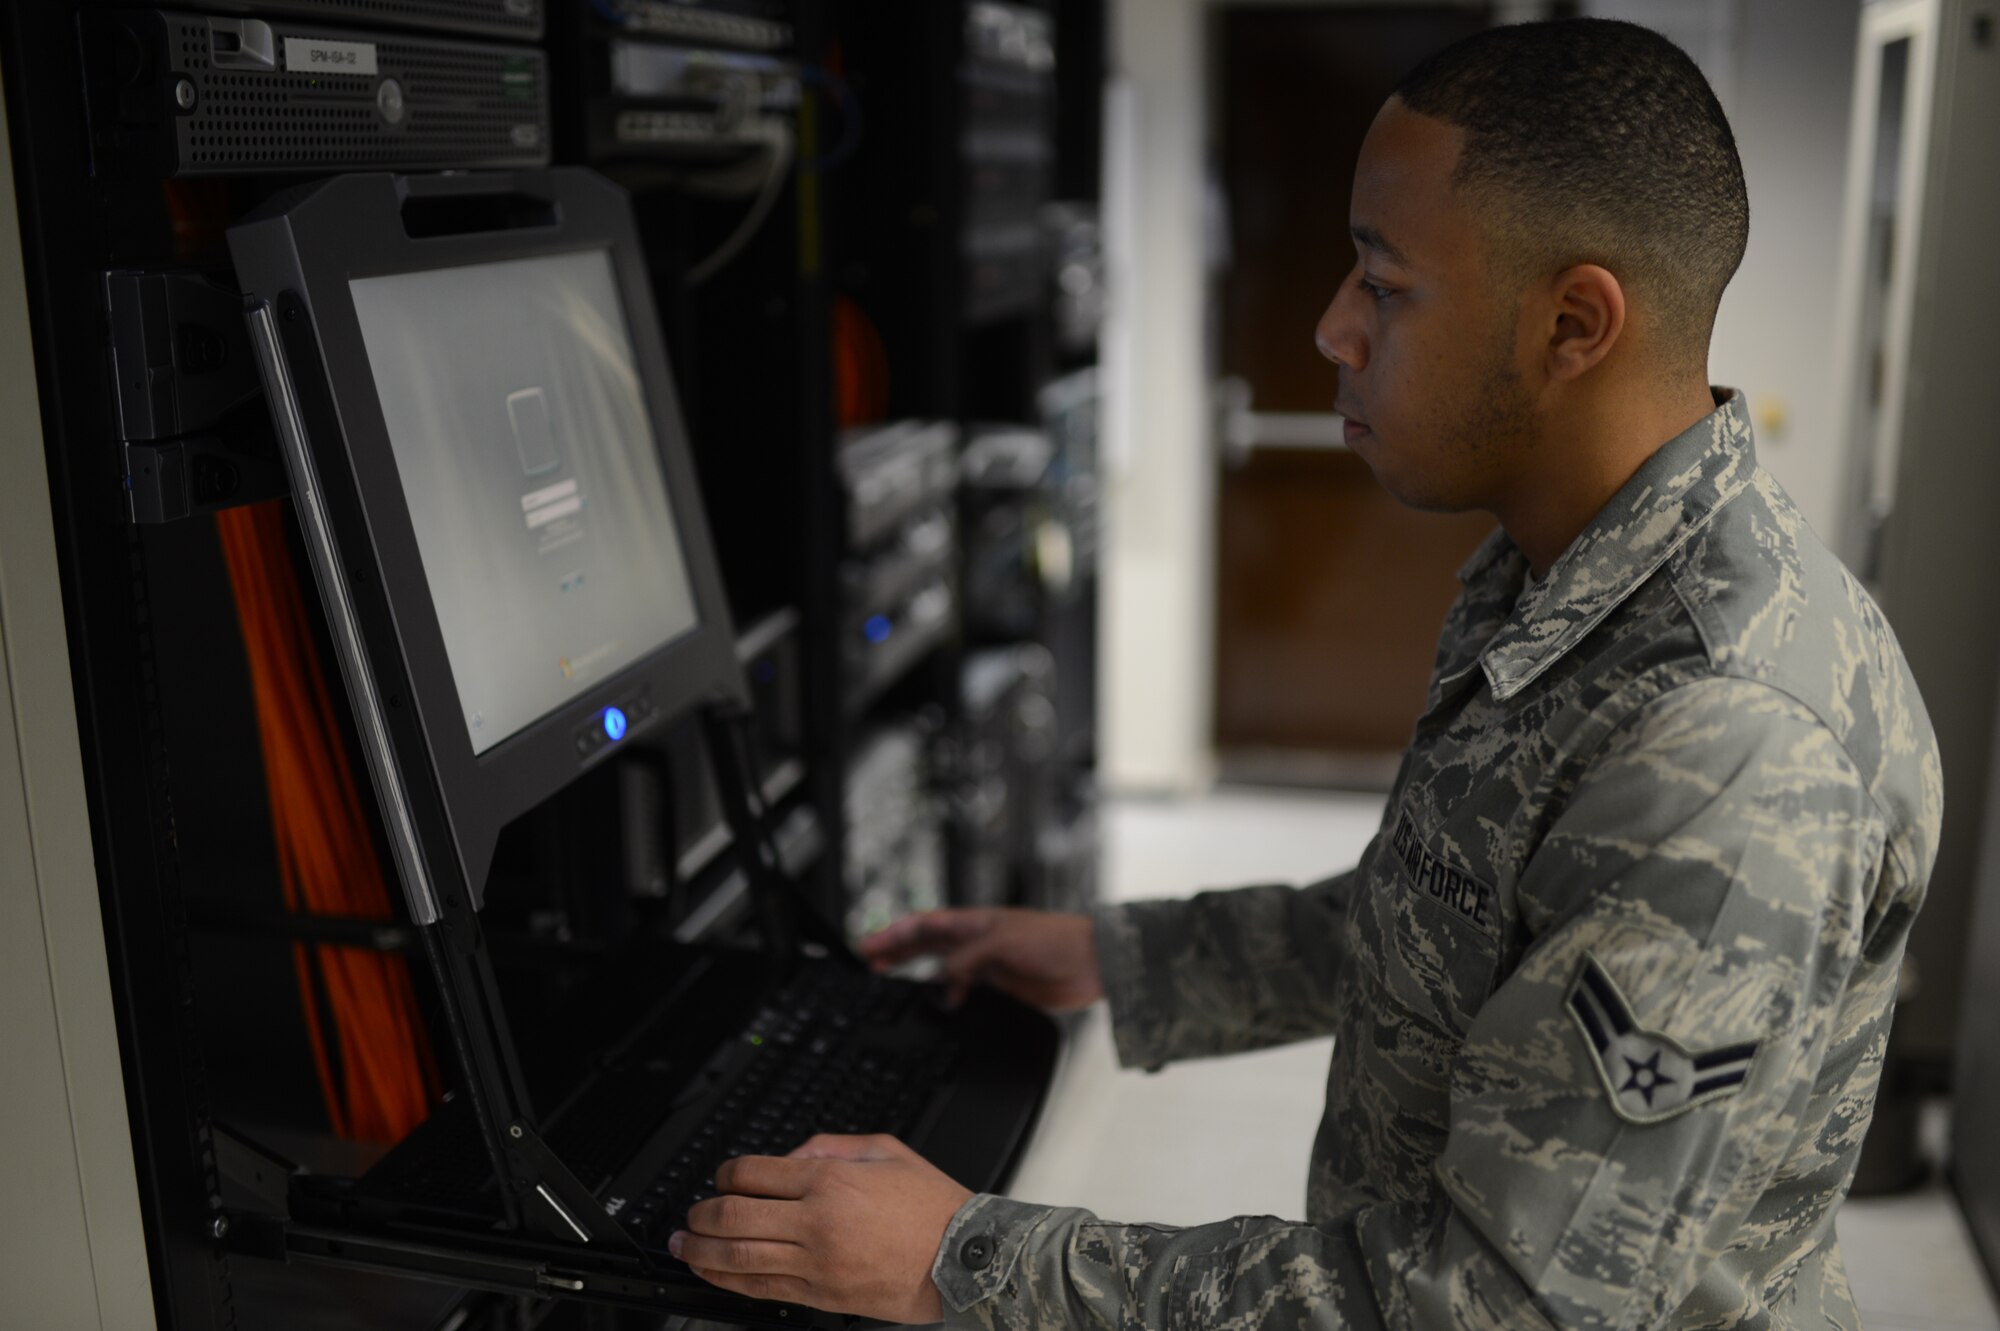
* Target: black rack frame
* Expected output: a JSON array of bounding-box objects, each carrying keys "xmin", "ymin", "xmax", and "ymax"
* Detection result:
[{"xmin": 2, "ymin": 1, "xmax": 1102, "ymax": 1326}]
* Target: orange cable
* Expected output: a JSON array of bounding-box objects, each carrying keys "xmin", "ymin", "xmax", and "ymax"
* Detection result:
[{"xmin": 217, "ymin": 502, "xmax": 439, "ymax": 1142}]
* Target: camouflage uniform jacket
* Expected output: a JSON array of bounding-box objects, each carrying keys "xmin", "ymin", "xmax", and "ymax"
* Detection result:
[{"xmin": 931, "ymin": 391, "xmax": 1942, "ymax": 1331}]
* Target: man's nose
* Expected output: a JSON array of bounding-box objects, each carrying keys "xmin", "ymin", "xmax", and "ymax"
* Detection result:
[{"xmin": 1314, "ymin": 286, "xmax": 1366, "ymax": 371}]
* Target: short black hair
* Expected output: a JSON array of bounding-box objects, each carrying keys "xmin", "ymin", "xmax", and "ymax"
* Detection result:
[{"xmin": 1393, "ymin": 19, "xmax": 1749, "ymax": 367}]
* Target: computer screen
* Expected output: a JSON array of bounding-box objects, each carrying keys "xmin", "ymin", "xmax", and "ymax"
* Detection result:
[{"xmin": 350, "ymin": 249, "xmax": 699, "ymax": 756}]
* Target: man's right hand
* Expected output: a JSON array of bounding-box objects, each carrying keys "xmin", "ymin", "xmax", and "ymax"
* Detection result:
[{"xmin": 857, "ymin": 908, "xmax": 1102, "ymax": 1012}]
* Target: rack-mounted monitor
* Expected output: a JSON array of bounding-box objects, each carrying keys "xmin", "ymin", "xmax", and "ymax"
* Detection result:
[{"xmin": 229, "ymin": 170, "xmax": 747, "ymax": 920}]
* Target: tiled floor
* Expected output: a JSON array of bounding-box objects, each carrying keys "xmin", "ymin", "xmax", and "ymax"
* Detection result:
[{"xmin": 1006, "ymin": 787, "xmax": 2000, "ymax": 1327}]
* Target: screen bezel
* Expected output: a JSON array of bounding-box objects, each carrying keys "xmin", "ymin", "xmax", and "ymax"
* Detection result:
[{"xmin": 229, "ymin": 171, "xmax": 747, "ymax": 905}]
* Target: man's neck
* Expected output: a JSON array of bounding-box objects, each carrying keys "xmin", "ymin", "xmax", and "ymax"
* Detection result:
[{"xmin": 1497, "ymin": 380, "xmax": 1720, "ymax": 577}]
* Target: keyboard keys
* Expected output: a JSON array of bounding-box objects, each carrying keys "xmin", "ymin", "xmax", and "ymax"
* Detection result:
[{"xmin": 612, "ymin": 963, "xmax": 963, "ymax": 1245}]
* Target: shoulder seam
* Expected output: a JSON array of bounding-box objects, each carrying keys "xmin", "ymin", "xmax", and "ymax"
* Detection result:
[
  {"xmin": 1598, "ymin": 672, "xmax": 1906, "ymax": 885},
  {"xmin": 1708, "ymin": 674, "xmax": 1912, "ymax": 888},
  {"xmin": 1652, "ymin": 498, "xmax": 1916, "ymax": 889}
]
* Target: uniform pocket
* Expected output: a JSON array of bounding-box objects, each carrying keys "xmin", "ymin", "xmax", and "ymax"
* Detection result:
[
  {"xmin": 1387, "ymin": 892, "xmax": 1501, "ymax": 1030},
  {"xmin": 1359, "ymin": 811, "xmax": 1504, "ymax": 1032}
]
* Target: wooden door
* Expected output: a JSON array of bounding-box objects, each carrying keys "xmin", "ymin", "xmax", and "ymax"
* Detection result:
[{"xmin": 1211, "ymin": 6, "xmax": 1495, "ymax": 776}]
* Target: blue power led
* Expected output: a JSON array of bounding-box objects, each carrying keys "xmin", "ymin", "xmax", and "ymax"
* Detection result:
[
  {"xmin": 602, "ymin": 706, "xmax": 628, "ymax": 742},
  {"xmin": 863, "ymin": 614, "xmax": 893, "ymax": 645}
]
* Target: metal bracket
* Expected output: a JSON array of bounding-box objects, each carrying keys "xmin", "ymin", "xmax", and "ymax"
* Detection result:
[
  {"xmin": 123, "ymin": 435, "xmax": 287, "ymax": 523},
  {"xmin": 105, "ymin": 270, "xmax": 263, "ymax": 442},
  {"xmin": 503, "ymin": 1119, "xmax": 649, "ymax": 1263},
  {"xmin": 106, "ymin": 269, "xmax": 287, "ymax": 522},
  {"xmin": 210, "ymin": 1121, "xmax": 297, "ymax": 1217}
]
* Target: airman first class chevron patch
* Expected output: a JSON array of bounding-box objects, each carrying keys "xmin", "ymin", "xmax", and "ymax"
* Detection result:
[{"xmin": 1567, "ymin": 954, "xmax": 1759, "ymax": 1124}]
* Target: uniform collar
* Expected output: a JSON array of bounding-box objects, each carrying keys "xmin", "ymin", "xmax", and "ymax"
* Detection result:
[{"xmin": 1471, "ymin": 389, "xmax": 1758, "ymax": 702}]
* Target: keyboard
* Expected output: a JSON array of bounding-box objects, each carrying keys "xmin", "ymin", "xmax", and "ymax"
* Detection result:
[
  {"xmin": 607, "ymin": 962, "xmax": 961, "ymax": 1244},
  {"xmin": 309, "ymin": 946, "xmax": 1056, "ymax": 1331},
  {"xmin": 345, "ymin": 957, "xmax": 970, "ymax": 1244}
]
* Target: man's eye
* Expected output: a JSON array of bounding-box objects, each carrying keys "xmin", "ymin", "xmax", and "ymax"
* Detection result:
[{"xmin": 1358, "ymin": 277, "xmax": 1395, "ymax": 302}]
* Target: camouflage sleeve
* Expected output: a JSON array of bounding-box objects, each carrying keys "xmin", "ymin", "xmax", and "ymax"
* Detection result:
[
  {"xmin": 1092, "ymin": 861, "xmax": 1367, "ymax": 1070},
  {"xmin": 934, "ymin": 678, "xmax": 1900, "ymax": 1331}
]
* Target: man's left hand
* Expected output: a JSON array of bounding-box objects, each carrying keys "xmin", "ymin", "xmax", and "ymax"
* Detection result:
[{"xmin": 670, "ymin": 1133, "xmax": 974, "ymax": 1323}]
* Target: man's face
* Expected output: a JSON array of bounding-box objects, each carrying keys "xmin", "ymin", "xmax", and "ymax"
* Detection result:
[{"xmin": 1315, "ymin": 100, "xmax": 1535, "ymax": 514}]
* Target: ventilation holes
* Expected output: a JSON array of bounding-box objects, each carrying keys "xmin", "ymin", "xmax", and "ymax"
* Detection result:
[{"xmin": 175, "ymin": 45, "xmax": 546, "ymax": 172}]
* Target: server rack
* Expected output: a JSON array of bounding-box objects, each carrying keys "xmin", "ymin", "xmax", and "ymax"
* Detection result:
[
  {"xmin": 831, "ymin": 0, "xmax": 1108, "ymax": 924},
  {"xmin": 1, "ymin": 0, "xmax": 1104, "ymax": 1324}
]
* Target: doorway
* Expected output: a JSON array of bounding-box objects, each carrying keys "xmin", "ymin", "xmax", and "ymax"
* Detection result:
[{"xmin": 1209, "ymin": 5, "xmax": 1496, "ymax": 784}]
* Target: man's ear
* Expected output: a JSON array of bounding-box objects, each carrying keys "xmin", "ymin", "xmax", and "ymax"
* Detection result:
[{"xmin": 1544, "ymin": 263, "xmax": 1626, "ymax": 382}]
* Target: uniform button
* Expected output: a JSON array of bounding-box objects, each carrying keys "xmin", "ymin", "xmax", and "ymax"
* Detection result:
[{"xmin": 959, "ymin": 1235, "xmax": 994, "ymax": 1270}]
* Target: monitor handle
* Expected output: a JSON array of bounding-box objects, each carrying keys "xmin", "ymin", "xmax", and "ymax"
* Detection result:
[
  {"xmin": 394, "ymin": 171, "xmax": 562, "ymax": 239},
  {"xmin": 700, "ymin": 699, "xmax": 857, "ymax": 967}
]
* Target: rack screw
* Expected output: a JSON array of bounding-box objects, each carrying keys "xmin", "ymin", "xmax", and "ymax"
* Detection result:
[
  {"xmin": 210, "ymin": 1215, "xmax": 229, "ymax": 1240},
  {"xmin": 174, "ymin": 79, "xmax": 197, "ymax": 112}
]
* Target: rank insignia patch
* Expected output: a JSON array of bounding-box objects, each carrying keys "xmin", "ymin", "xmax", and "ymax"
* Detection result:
[{"xmin": 1567, "ymin": 955, "xmax": 1759, "ymax": 1124}]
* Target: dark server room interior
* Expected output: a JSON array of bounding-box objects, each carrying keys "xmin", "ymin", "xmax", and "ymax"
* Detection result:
[
  {"xmin": 6, "ymin": 2, "xmax": 2000, "ymax": 1329},
  {"xmin": 2, "ymin": 2, "xmax": 1105, "ymax": 1326}
]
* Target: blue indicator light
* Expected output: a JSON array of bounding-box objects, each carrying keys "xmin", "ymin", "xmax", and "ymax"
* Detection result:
[
  {"xmin": 602, "ymin": 706, "xmax": 628, "ymax": 742},
  {"xmin": 863, "ymin": 615, "xmax": 893, "ymax": 645}
]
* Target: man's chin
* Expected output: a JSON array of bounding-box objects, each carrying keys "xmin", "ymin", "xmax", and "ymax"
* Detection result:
[{"xmin": 1355, "ymin": 453, "xmax": 1469, "ymax": 515}]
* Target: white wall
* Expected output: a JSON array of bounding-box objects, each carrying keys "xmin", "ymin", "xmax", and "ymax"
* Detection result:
[
  {"xmin": 1711, "ymin": 2, "xmax": 1860, "ymax": 542},
  {"xmin": 1586, "ymin": 0, "xmax": 1862, "ymax": 540},
  {"xmin": 1099, "ymin": 0, "xmax": 1216, "ymax": 794}
]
